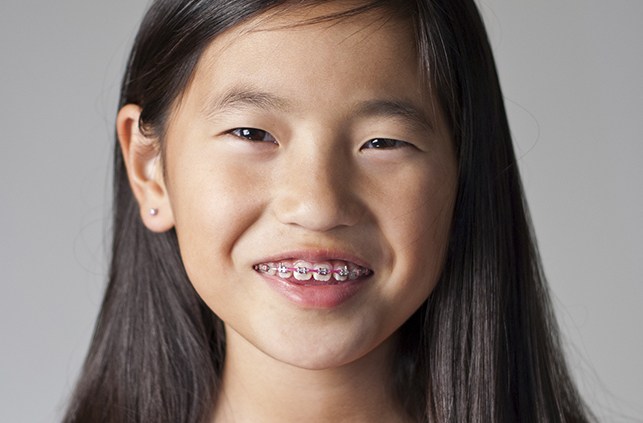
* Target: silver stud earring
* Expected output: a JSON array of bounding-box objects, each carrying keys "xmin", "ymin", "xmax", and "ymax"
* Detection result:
[{"xmin": 149, "ymin": 208, "xmax": 159, "ymax": 216}]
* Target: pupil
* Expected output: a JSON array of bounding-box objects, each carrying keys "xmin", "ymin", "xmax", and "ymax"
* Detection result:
[
  {"xmin": 372, "ymin": 139, "xmax": 393, "ymax": 148},
  {"xmin": 242, "ymin": 128, "xmax": 264, "ymax": 140}
]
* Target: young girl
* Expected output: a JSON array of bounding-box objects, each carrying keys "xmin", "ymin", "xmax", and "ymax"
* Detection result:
[{"xmin": 64, "ymin": 0, "xmax": 594, "ymax": 421}]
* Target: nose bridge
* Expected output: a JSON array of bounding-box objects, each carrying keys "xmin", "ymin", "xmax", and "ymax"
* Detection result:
[{"xmin": 272, "ymin": 135, "xmax": 359, "ymax": 231}]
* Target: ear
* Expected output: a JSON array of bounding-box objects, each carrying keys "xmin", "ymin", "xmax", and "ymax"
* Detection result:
[{"xmin": 117, "ymin": 104, "xmax": 175, "ymax": 233}]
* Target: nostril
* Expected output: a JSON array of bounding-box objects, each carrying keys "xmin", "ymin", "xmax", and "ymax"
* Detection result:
[
  {"xmin": 272, "ymin": 182, "xmax": 361, "ymax": 231},
  {"xmin": 273, "ymin": 195, "xmax": 360, "ymax": 231}
]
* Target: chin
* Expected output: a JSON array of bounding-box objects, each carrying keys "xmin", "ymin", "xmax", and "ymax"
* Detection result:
[{"xmin": 256, "ymin": 325, "xmax": 393, "ymax": 371}]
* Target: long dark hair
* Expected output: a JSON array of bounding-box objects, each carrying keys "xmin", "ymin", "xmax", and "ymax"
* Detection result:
[{"xmin": 64, "ymin": 0, "xmax": 594, "ymax": 421}]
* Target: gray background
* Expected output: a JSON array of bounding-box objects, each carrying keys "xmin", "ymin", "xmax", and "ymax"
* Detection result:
[{"xmin": 1, "ymin": 1, "xmax": 641, "ymax": 421}]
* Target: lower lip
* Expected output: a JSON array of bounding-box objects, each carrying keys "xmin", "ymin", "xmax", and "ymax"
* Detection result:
[{"xmin": 258, "ymin": 273, "xmax": 368, "ymax": 309}]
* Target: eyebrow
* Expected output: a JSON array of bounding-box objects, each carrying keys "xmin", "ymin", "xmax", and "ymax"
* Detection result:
[
  {"xmin": 352, "ymin": 99, "xmax": 435, "ymax": 132},
  {"xmin": 203, "ymin": 86, "xmax": 293, "ymax": 119},
  {"xmin": 203, "ymin": 86, "xmax": 435, "ymax": 132}
]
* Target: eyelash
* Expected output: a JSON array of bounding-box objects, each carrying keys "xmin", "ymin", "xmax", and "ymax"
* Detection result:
[{"xmin": 228, "ymin": 128, "xmax": 409, "ymax": 150}]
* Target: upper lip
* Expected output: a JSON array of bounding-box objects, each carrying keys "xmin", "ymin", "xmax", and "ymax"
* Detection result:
[{"xmin": 253, "ymin": 248, "xmax": 373, "ymax": 270}]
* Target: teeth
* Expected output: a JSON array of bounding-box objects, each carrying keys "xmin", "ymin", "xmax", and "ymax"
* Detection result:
[
  {"xmin": 313, "ymin": 262, "xmax": 332, "ymax": 282},
  {"xmin": 256, "ymin": 262, "xmax": 276, "ymax": 276},
  {"xmin": 333, "ymin": 265, "xmax": 349, "ymax": 282},
  {"xmin": 293, "ymin": 261, "xmax": 313, "ymax": 281},
  {"xmin": 255, "ymin": 259, "xmax": 371, "ymax": 283},
  {"xmin": 349, "ymin": 268, "xmax": 360, "ymax": 280},
  {"xmin": 277, "ymin": 262, "xmax": 292, "ymax": 278}
]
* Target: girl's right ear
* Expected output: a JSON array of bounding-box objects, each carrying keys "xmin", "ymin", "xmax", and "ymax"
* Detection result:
[{"xmin": 116, "ymin": 104, "xmax": 175, "ymax": 233}]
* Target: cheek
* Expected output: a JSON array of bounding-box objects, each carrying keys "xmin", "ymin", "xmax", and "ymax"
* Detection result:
[
  {"xmin": 166, "ymin": 155, "xmax": 265, "ymax": 292},
  {"xmin": 382, "ymin": 167, "xmax": 455, "ymax": 255},
  {"xmin": 376, "ymin": 165, "xmax": 456, "ymax": 302}
]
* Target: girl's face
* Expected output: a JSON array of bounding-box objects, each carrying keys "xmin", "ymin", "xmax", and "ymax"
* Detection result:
[{"xmin": 159, "ymin": 6, "xmax": 456, "ymax": 369}]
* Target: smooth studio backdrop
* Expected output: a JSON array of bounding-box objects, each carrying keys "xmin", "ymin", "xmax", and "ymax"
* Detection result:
[{"xmin": 1, "ymin": 1, "xmax": 641, "ymax": 421}]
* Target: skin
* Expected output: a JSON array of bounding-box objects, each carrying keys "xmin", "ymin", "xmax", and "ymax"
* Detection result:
[{"xmin": 118, "ymin": 5, "xmax": 457, "ymax": 422}]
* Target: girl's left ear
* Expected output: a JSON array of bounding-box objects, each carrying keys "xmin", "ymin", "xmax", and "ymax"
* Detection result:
[{"xmin": 116, "ymin": 104, "xmax": 175, "ymax": 233}]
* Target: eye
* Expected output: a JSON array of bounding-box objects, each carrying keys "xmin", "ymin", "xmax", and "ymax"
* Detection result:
[
  {"xmin": 229, "ymin": 128, "xmax": 277, "ymax": 144},
  {"xmin": 361, "ymin": 138, "xmax": 409, "ymax": 150}
]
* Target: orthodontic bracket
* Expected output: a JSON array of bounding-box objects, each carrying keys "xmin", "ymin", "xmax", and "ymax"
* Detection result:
[{"xmin": 254, "ymin": 263, "xmax": 370, "ymax": 278}]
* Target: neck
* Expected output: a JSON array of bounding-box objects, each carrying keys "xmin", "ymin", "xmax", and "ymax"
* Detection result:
[{"xmin": 213, "ymin": 327, "xmax": 411, "ymax": 423}]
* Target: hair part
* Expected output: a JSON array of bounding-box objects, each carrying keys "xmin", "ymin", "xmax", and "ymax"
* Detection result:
[{"xmin": 64, "ymin": 1, "xmax": 594, "ymax": 422}]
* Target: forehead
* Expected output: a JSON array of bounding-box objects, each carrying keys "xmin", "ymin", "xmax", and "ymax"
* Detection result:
[
  {"xmin": 209, "ymin": 2, "xmax": 415, "ymax": 56},
  {"xmin": 158, "ymin": 2, "xmax": 454, "ymax": 138},
  {"xmin": 185, "ymin": 5, "xmax": 426, "ymax": 102}
]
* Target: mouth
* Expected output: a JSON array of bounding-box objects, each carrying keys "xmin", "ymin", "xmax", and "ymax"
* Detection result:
[{"xmin": 253, "ymin": 259, "xmax": 373, "ymax": 286}]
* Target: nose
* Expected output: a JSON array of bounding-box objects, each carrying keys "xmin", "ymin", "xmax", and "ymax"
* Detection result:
[{"xmin": 271, "ymin": 139, "xmax": 362, "ymax": 232}]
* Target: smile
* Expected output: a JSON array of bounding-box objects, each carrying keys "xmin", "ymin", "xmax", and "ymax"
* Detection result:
[{"xmin": 253, "ymin": 260, "xmax": 372, "ymax": 285}]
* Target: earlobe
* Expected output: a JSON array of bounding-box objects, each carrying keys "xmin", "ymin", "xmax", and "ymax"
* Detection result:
[{"xmin": 116, "ymin": 104, "xmax": 175, "ymax": 233}]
